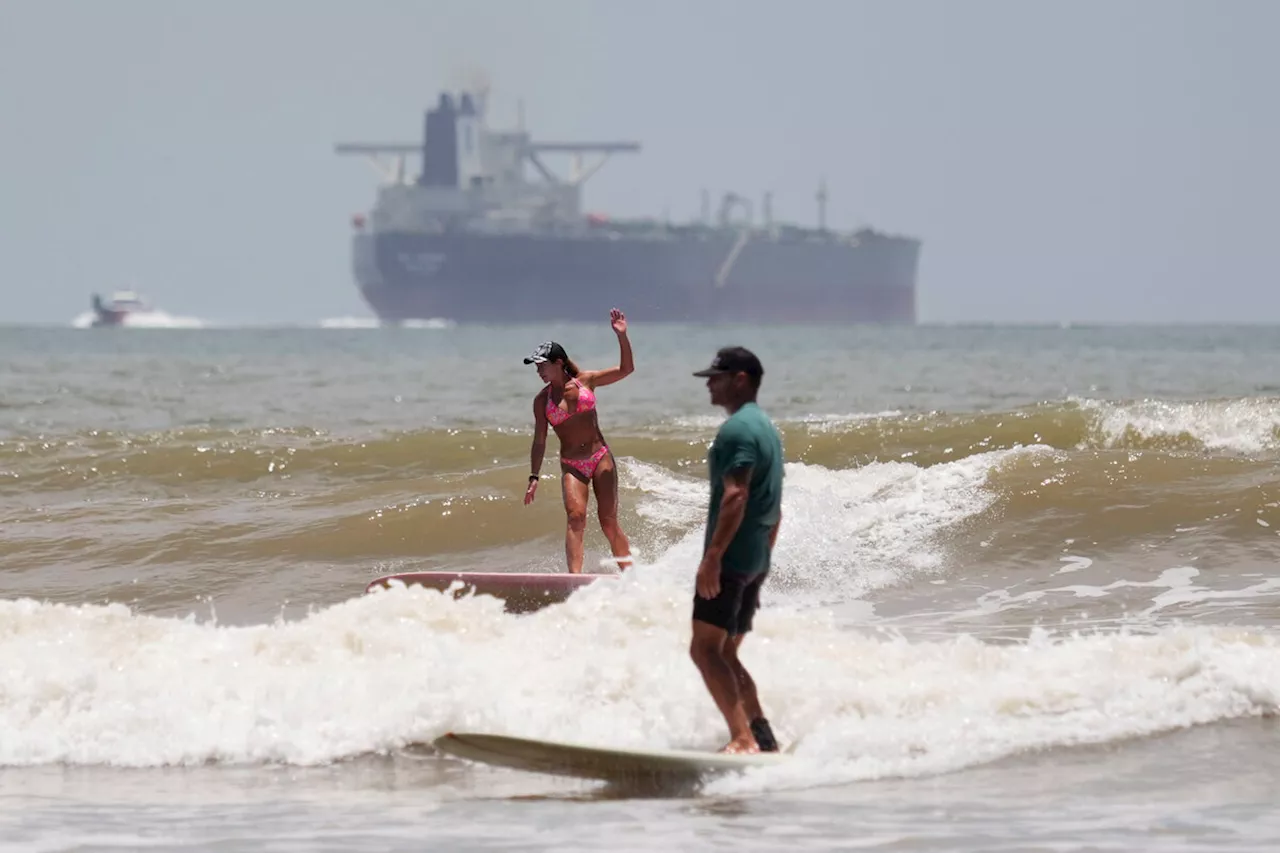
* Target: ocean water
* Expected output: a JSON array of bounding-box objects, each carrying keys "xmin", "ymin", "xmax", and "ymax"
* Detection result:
[{"xmin": 2, "ymin": 322, "xmax": 1279, "ymax": 851}]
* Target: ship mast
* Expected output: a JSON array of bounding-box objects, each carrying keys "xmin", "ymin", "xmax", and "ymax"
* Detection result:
[{"xmin": 817, "ymin": 177, "xmax": 828, "ymax": 232}]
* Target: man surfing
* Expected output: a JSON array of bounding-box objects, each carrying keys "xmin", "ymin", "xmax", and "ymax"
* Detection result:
[{"xmin": 689, "ymin": 346, "xmax": 784, "ymax": 754}]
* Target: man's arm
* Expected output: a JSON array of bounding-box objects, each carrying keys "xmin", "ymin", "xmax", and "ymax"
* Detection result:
[
  {"xmin": 696, "ymin": 465, "xmax": 752, "ymax": 599},
  {"xmin": 704, "ymin": 466, "xmax": 752, "ymax": 559},
  {"xmin": 768, "ymin": 508, "xmax": 782, "ymax": 552}
]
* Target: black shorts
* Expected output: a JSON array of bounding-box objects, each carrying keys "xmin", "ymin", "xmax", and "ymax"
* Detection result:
[{"xmin": 692, "ymin": 571, "xmax": 769, "ymax": 636}]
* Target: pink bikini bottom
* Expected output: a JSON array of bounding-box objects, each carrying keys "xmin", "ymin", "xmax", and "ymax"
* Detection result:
[{"xmin": 561, "ymin": 445, "xmax": 610, "ymax": 481}]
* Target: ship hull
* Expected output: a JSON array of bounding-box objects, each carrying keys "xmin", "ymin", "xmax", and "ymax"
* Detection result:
[{"xmin": 353, "ymin": 230, "xmax": 920, "ymax": 324}]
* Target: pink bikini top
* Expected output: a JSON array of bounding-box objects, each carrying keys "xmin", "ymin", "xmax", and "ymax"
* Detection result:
[{"xmin": 545, "ymin": 379, "xmax": 597, "ymax": 426}]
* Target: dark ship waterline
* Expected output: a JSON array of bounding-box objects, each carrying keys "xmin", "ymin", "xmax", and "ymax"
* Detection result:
[{"xmin": 336, "ymin": 90, "xmax": 921, "ymax": 324}]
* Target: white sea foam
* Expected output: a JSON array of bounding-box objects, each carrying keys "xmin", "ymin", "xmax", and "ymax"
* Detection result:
[{"xmin": 1080, "ymin": 397, "xmax": 1280, "ymax": 454}]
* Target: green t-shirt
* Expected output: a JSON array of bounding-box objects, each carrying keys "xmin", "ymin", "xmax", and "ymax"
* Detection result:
[{"xmin": 703, "ymin": 402, "xmax": 784, "ymax": 576}]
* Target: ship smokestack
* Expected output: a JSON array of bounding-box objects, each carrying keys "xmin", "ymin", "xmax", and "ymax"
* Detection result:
[{"xmin": 420, "ymin": 92, "xmax": 459, "ymax": 188}]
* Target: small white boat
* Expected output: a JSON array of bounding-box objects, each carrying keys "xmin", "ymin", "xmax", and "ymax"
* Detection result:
[{"xmin": 90, "ymin": 290, "xmax": 152, "ymax": 327}]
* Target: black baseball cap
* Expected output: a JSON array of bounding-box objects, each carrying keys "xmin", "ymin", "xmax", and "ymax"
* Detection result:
[
  {"xmin": 692, "ymin": 346, "xmax": 764, "ymax": 378},
  {"xmin": 523, "ymin": 341, "xmax": 569, "ymax": 364}
]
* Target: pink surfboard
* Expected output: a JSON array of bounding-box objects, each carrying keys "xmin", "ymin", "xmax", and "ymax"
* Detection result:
[{"xmin": 365, "ymin": 570, "xmax": 620, "ymax": 613}]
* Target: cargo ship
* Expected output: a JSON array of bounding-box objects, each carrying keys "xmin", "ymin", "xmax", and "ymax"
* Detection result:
[{"xmin": 335, "ymin": 89, "xmax": 921, "ymax": 324}]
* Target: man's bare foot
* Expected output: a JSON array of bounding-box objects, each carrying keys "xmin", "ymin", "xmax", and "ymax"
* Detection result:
[{"xmin": 718, "ymin": 738, "xmax": 760, "ymax": 755}]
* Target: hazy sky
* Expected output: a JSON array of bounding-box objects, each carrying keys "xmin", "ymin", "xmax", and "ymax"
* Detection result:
[{"xmin": 1, "ymin": 0, "xmax": 1276, "ymax": 325}]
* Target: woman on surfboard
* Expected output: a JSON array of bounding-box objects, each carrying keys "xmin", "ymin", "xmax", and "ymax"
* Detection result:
[{"xmin": 523, "ymin": 308, "xmax": 634, "ymax": 574}]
